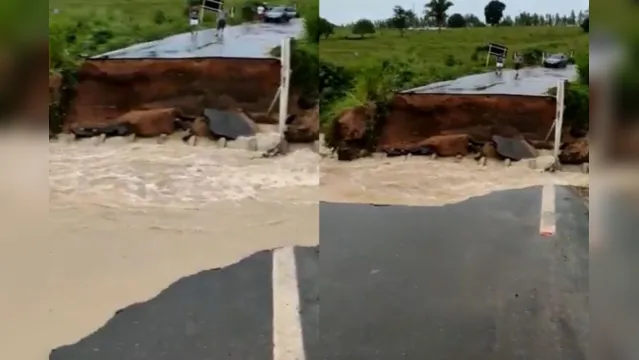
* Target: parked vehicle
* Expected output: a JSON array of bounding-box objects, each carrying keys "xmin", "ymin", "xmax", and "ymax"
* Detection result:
[
  {"xmin": 283, "ymin": 6, "xmax": 298, "ymax": 18},
  {"xmin": 543, "ymin": 53, "xmax": 569, "ymax": 68},
  {"xmin": 263, "ymin": 6, "xmax": 291, "ymax": 23}
]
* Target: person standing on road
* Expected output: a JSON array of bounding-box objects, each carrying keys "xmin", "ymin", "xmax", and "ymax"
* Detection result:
[
  {"xmin": 257, "ymin": 3, "xmax": 265, "ymax": 21},
  {"xmin": 495, "ymin": 54, "xmax": 504, "ymax": 76},
  {"xmin": 513, "ymin": 52, "xmax": 523, "ymax": 79},
  {"xmin": 215, "ymin": 9, "xmax": 227, "ymax": 38},
  {"xmin": 189, "ymin": 7, "xmax": 200, "ymax": 35}
]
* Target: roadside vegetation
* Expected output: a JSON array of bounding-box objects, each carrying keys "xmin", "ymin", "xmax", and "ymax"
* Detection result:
[{"xmin": 319, "ymin": 1, "xmax": 590, "ymax": 148}]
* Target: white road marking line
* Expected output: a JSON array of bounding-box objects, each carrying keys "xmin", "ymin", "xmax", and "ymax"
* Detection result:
[
  {"xmin": 272, "ymin": 247, "xmax": 306, "ymax": 360},
  {"xmin": 540, "ymin": 184, "xmax": 556, "ymax": 236}
]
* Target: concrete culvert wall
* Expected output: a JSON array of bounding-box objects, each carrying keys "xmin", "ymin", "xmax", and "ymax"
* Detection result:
[
  {"xmin": 64, "ymin": 57, "xmax": 283, "ymax": 131},
  {"xmin": 378, "ymin": 93, "xmax": 557, "ymax": 149}
]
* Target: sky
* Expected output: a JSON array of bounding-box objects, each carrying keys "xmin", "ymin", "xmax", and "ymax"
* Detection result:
[{"xmin": 319, "ymin": 0, "xmax": 589, "ymax": 25}]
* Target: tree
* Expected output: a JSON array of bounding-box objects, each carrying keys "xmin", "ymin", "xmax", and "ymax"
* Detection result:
[
  {"xmin": 569, "ymin": 10, "xmax": 577, "ymax": 25},
  {"xmin": 352, "ymin": 19, "xmax": 375, "ymax": 37},
  {"xmin": 464, "ymin": 13, "xmax": 484, "ymax": 27},
  {"xmin": 405, "ymin": 9, "xmax": 418, "ymax": 28},
  {"xmin": 577, "ymin": 10, "xmax": 585, "ymax": 24},
  {"xmin": 424, "ymin": 0, "xmax": 454, "ymax": 31},
  {"xmin": 447, "ymin": 13, "xmax": 466, "ymax": 28},
  {"xmin": 390, "ymin": 5, "xmax": 409, "ymax": 36},
  {"xmin": 501, "ymin": 16, "xmax": 514, "ymax": 26},
  {"xmin": 581, "ymin": 16, "xmax": 589, "ymax": 33},
  {"xmin": 532, "ymin": 13, "xmax": 540, "ymax": 26},
  {"xmin": 484, "ymin": 0, "xmax": 506, "ymax": 26},
  {"xmin": 319, "ymin": 18, "xmax": 334, "ymax": 39}
]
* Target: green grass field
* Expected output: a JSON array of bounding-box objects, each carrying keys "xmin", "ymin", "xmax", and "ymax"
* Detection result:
[{"xmin": 320, "ymin": 26, "xmax": 588, "ymax": 85}]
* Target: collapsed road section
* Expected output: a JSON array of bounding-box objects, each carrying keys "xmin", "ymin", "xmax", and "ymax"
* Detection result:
[
  {"xmin": 50, "ymin": 246, "xmax": 319, "ymax": 360},
  {"xmin": 329, "ymin": 66, "xmax": 587, "ymax": 166},
  {"xmin": 49, "ymin": 19, "xmax": 318, "ymax": 149}
]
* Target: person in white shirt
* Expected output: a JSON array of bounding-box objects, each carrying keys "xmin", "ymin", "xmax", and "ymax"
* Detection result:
[
  {"xmin": 215, "ymin": 9, "xmax": 227, "ymax": 38},
  {"xmin": 495, "ymin": 55, "xmax": 504, "ymax": 76},
  {"xmin": 189, "ymin": 7, "xmax": 199, "ymax": 34}
]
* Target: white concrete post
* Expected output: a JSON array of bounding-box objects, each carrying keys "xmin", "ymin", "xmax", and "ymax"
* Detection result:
[
  {"xmin": 553, "ymin": 80, "xmax": 565, "ymax": 166},
  {"xmin": 278, "ymin": 37, "xmax": 291, "ymax": 136}
]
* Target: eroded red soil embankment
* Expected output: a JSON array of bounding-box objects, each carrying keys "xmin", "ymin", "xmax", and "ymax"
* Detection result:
[
  {"xmin": 378, "ymin": 93, "xmax": 557, "ymax": 149},
  {"xmin": 64, "ymin": 57, "xmax": 283, "ymax": 130}
]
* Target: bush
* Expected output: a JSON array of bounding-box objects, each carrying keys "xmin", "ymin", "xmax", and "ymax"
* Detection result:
[
  {"xmin": 319, "ymin": 18, "xmax": 334, "ymax": 39},
  {"xmin": 447, "ymin": 13, "xmax": 466, "ymax": 28},
  {"xmin": 520, "ymin": 48, "xmax": 544, "ymax": 65},
  {"xmin": 574, "ymin": 52, "xmax": 588, "ymax": 85},
  {"xmin": 581, "ymin": 17, "xmax": 589, "ymax": 33},
  {"xmin": 153, "ymin": 9, "xmax": 167, "ymax": 25},
  {"xmin": 352, "ymin": 19, "xmax": 375, "ymax": 37},
  {"xmin": 444, "ymin": 54, "xmax": 459, "ymax": 67},
  {"xmin": 271, "ymin": 39, "xmax": 319, "ymax": 99},
  {"xmin": 320, "ymin": 61, "xmax": 354, "ymax": 109},
  {"xmin": 563, "ymin": 82, "xmax": 589, "ymax": 131},
  {"xmin": 240, "ymin": 1, "xmax": 255, "ymax": 22},
  {"xmin": 302, "ymin": 1, "xmax": 320, "ymax": 43}
]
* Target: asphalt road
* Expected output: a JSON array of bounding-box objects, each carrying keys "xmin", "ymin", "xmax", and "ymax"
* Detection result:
[
  {"xmin": 49, "ymin": 187, "xmax": 589, "ymax": 360},
  {"xmin": 319, "ymin": 186, "xmax": 589, "ymax": 360},
  {"xmin": 50, "ymin": 246, "xmax": 319, "ymax": 360},
  {"xmin": 93, "ymin": 19, "xmax": 303, "ymax": 59},
  {"xmin": 403, "ymin": 65, "xmax": 578, "ymax": 96}
]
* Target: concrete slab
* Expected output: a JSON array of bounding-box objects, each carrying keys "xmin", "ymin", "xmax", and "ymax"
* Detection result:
[
  {"xmin": 50, "ymin": 245, "xmax": 318, "ymax": 360},
  {"xmin": 93, "ymin": 19, "xmax": 303, "ymax": 59},
  {"xmin": 319, "ymin": 186, "xmax": 589, "ymax": 360},
  {"xmin": 403, "ymin": 66, "xmax": 578, "ymax": 96}
]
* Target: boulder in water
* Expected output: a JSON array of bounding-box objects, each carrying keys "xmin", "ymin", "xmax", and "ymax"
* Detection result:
[
  {"xmin": 492, "ymin": 135, "xmax": 537, "ymax": 161},
  {"xmin": 117, "ymin": 108, "xmax": 178, "ymax": 137},
  {"xmin": 420, "ymin": 134, "xmax": 470, "ymax": 157},
  {"xmin": 204, "ymin": 108, "xmax": 257, "ymax": 140}
]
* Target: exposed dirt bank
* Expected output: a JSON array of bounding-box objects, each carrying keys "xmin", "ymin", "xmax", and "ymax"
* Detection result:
[
  {"xmin": 63, "ymin": 58, "xmax": 283, "ymax": 130},
  {"xmin": 50, "ymin": 57, "xmax": 318, "ymax": 143},
  {"xmin": 380, "ymin": 93, "xmax": 556, "ymax": 147},
  {"xmin": 329, "ymin": 93, "xmax": 587, "ymax": 163}
]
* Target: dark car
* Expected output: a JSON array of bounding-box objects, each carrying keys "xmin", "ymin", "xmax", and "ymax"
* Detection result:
[
  {"xmin": 543, "ymin": 53, "xmax": 569, "ymax": 68},
  {"xmin": 263, "ymin": 6, "xmax": 291, "ymax": 23},
  {"xmin": 283, "ymin": 6, "xmax": 298, "ymax": 18}
]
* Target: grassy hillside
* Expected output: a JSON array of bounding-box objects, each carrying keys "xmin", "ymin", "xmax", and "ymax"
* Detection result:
[{"xmin": 320, "ymin": 26, "xmax": 588, "ymax": 85}]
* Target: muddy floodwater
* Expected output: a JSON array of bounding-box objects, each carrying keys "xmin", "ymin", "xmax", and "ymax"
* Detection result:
[
  {"xmin": 2, "ymin": 136, "xmax": 318, "ymax": 360},
  {"xmin": 321, "ymin": 154, "xmax": 589, "ymax": 206}
]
